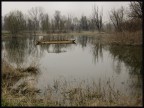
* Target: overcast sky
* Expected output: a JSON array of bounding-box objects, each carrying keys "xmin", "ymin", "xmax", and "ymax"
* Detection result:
[{"xmin": 2, "ymin": 2, "xmax": 130, "ymax": 22}]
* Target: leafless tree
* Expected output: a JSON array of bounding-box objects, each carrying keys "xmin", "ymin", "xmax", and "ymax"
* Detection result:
[
  {"xmin": 59, "ymin": 16, "xmax": 66, "ymax": 33},
  {"xmin": 54, "ymin": 10, "xmax": 61, "ymax": 32},
  {"xmin": 129, "ymin": 1, "xmax": 142, "ymax": 19},
  {"xmin": 66, "ymin": 14, "xmax": 73, "ymax": 33},
  {"xmin": 80, "ymin": 15, "xmax": 88, "ymax": 31},
  {"xmin": 41, "ymin": 13, "xmax": 50, "ymax": 33},
  {"xmin": 51, "ymin": 19, "xmax": 55, "ymax": 33},
  {"xmin": 28, "ymin": 7, "xmax": 44, "ymax": 35},
  {"xmin": 73, "ymin": 17, "xmax": 79, "ymax": 32},
  {"xmin": 109, "ymin": 6, "xmax": 125, "ymax": 32},
  {"xmin": 92, "ymin": 5, "xmax": 103, "ymax": 32},
  {"xmin": 4, "ymin": 10, "xmax": 26, "ymax": 35}
]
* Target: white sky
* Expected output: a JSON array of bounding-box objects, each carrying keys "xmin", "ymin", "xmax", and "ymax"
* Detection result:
[{"xmin": 2, "ymin": 2, "xmax": 130, "ymax": 22}]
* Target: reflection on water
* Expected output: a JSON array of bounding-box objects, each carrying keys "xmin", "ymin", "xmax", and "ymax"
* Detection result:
[
  {"xmin": 4, "ymin": 37, "xmax": 29, "ymax": 67},
  {"xmin": 108, "ymin": 45, "xmax": 142, "ymax": 95},
  {"xmin": 109, "ymin": 45, "xmax": 142, "ymax": 75},
  {"xmin": 37, "ymin": 35, "xmax": 75, "ymax": 54},
  {"xmin": 2, "ymin": 35, "xmax": 142, "ymax": 97}
]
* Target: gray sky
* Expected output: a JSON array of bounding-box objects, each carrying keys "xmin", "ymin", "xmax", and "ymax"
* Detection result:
[{"xmin": 2, "ymin": 2, "xmax": 130, "ymax": 22}]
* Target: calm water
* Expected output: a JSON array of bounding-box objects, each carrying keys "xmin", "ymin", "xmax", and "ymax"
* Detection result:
[{"xmin": 2, "ymin": 35, "xmax": 142, "ymax": 97}]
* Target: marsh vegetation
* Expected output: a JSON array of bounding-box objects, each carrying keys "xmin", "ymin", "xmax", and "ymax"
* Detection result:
[
  {"xmin": 2, "ymin": 1, "xmax": 142, "ymax": 107},
  {"xmin": 2, "ymin": 35, "xmax": 142, "ymax": 106}
]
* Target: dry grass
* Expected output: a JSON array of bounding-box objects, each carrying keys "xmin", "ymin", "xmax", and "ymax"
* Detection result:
[
  {"xmin": 2, "ymin": 60, "xmax": 25, "ymax": 83},
  {"xmin": 2, "ymin": 60, "xmax": 41, "ymax": 106},
  {"xmin": 42, "ymin": 79, "xmax": 142, "ymax": 106},
  {"xmin": 2, "ymin": 31, "xmax": 103, "ymax": 37},
  {"xmin": 2, "ymin": 30, "xmax": 142, "ymax": 46},
  {"xmin": 2, "ymin": 43, "xmax": 142, "ymax": 106},
  {"xmin": 106, "ymin": 30, "xmax": 142, "ymax": 46},
  {"xmin": 2, "ymin": 60, "xmax": 142, "ymax": 107}
]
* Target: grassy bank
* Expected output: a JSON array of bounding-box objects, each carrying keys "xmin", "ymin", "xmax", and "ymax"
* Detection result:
[
  {"xmin": 2, "ymin": 30, "xmax": 142, "ymax": 46},
  {"xmin": 105, "ymin": 30, "xmax": 142, "ymax": 46},
  {"xmin": 2, "ymin": 60, "xmax": 142, "ymax": 106},
  {"xmin": 2, "ymin": 31, "xmax": 103, "ymax": 39}
]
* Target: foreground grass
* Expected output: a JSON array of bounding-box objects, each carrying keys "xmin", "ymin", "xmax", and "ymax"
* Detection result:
[{"xmin": 2, "ymin": 60, "xmax": 142, "ymax": 106}]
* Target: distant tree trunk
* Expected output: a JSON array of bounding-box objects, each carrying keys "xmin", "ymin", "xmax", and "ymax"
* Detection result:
[
  {"xmin": 80, "ymin": 15, "xmax": 88, "ymax": 31},
  {"xmin": 41, "ymin": 14, "xmax": 50, "ymax": 33},
  {"xmin": 92, "ymin": 5, "xmax": 103, "ymax": 32},
  {"xmin": 54, "ymin": 10, "xmax": 61, "ymax": 33},
  {"xmin": 28, "ymin": 7, "xmax": 44, "ymax": 35}
]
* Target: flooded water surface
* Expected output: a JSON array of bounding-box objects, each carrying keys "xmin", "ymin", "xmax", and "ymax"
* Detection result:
[{"xmin": 2, "ymin": 35, "xmax": 142, "ymax": 97}]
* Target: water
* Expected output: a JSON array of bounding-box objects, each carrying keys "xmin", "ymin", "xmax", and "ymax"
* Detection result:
[{"xmin": 2, "ymin": 35, "xmax": 142, "ymax": 97}]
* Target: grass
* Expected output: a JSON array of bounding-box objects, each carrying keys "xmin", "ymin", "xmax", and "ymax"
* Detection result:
[
  {"xmin": 2, "ymin": 60, "xmax": 26, "ymax": 84},
  {"xmin": 106, "ymin": 30, "xmax": 142, "ymax": 46},
  {"xmin": 48, "ymin": 31, "xmax": 105, "ymax": 36},
  {"xmin": 2, "ymin": 60, "xmax": 142, "ymax": 106},
  {"xmin": 2, "ymin": 30, "xmax": 142, "ymax": 46},
  {"xmin": 2, "ymin": 29, "xmax": 142, "ymax": 106}
]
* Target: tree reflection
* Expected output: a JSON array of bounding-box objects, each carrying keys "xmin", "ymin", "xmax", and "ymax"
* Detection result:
[
  {"xmin": 3, "ymin": 36, "xmax": 41, "ymax": 68},
  {"xmin": 77, "ymin": 35, "xmax": 88, "ymax": 48},
  {"xmin": 109, "ymin": 45, "xmax": 142, "ymax": 96},
  {"xmin": 3, "ymin": 35, "xmax": 76, "ymax": 68},
  {"xmin": 77, "ymin": 35, "xmax": 104, "ymax": 64},
  {"xmin": 52, "ymin": 44, "xmax": 67, "ymax": 53},
  {"xmin": 91, "ymin": 42, "xmax": 103, "ymax": 64},
  {"xmin": 77, "ymin": 35, "xmax": 95, "ymax": 49},
  {"xmin": 112, "ymin": 60, "xmax": 122, "ymax": 75},
  {"xmin": 109, "ymin": 45, "xmax": 142, "ymax": 75},
  {"xmin": 77, "ymin": 36, "xmax": 95, "ymax": 47},
  {"xmin": 4, "ymin": 37, "xmax": 28, "ymax": 67},
  {"xmin": 38, "ymin": 35, "xmax": 74, "ymax": 53}
]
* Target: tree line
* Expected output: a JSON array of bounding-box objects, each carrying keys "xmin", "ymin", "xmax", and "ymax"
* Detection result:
[{"xmin": 2, "ymin": 1, "xmax": 142, "ymax": 35}]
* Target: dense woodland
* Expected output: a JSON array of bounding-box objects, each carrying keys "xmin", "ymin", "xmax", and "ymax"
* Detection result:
[{"xmin": 2, "ymin": 1, "xmax": 142, "ymax": 35}]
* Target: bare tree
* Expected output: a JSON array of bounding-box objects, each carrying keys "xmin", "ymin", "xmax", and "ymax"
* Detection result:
[
  {"xmin": 88, "ymin": 18, "xmax": 95, "ymax": 32},
  {"xmin": 80, "ymin": 15, "xmax": 88, "ymax": 31},
  {"xmin": 109, "ymin": 6, "xmax": 125, "ymax": 32},
  {"xmin": 41, "ymin": 13, "xmax": 50, "ymax": 33},
  {"xmin": 4, "ymin": 10, "xmax": 26, "ymax": 35},
  {"xmin": 28, "ymin": 7, "xmax": 44, "ymax": 35},
  {"xmin": 129, "ymin": 1, "xmax": 142, "ymax": 19},
  {"xmin": 117, "ymin": 2, "xmax": 142, "ymax": 32},
  {"xmin": 26, "ymin": 18, "xmax": 34, "ymax": 33},
  {"xmin": 59, "ymin": 16, "xmax": 66, "ymax": 33},
  {"xmin": 66, "ymin": 14, "xmax": 72, "ymax": 33},
  {"xmin": 51, "ymin": 19, "xmax": 55, "ymax": 33},
  {"xmin": 73, "ymin": 17, "xmax": 79, "ymax": 32},
  {"xmin": 92, "ymin": 5, "xmax": 103, "ymax": 32},
  {"xmin": 54, "ymin": 10, "xmax": 61, "ymax": 32}
]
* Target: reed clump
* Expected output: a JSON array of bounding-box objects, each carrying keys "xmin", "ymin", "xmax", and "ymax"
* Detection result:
[{"xmin": 2, "ymin": 60, "xmax": 41, "ymax": 106}]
